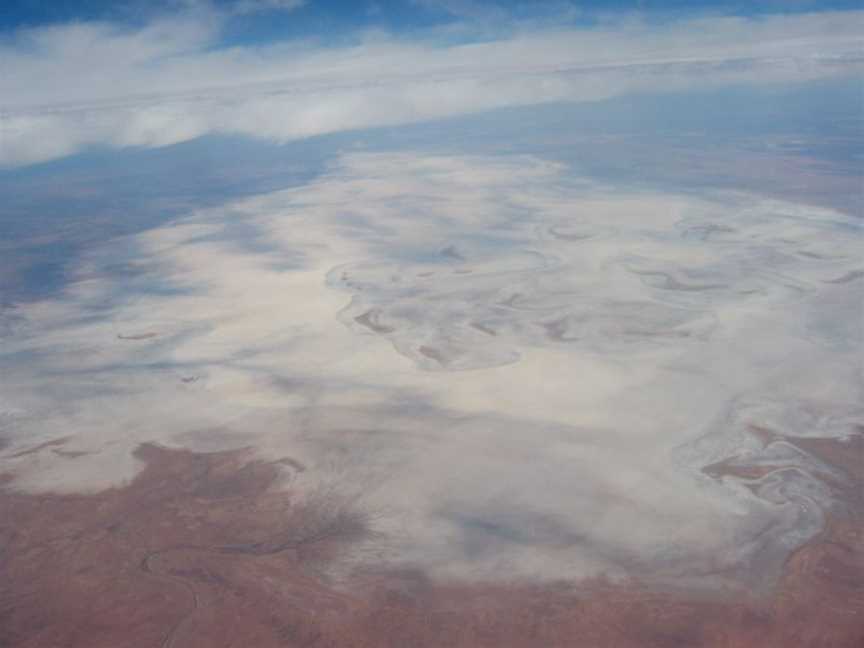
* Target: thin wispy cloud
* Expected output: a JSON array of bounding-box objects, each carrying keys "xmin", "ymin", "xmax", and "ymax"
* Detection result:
[
  {"xmin": 1, "ymin": 8, "xmax": 861, "ymax": 167},
  {"xmin": 230, "ymin": 0, "xmax": 307, "ymax": 15},
  {"xmin": 413, "ymin": 0, "xmax": 512, "ymax": 21}
]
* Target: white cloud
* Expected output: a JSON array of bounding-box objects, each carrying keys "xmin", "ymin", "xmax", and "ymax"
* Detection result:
[
  {"xmin": 1, "ymin": 9, "xmax": 862, "ymax": 167},
  {"xmin": 231, "ymin": 0, "xmax": 307, "ymax": 15},
  {"xmin": 412, "ymin": 0, "xmax": 511, "ymax": 21}
]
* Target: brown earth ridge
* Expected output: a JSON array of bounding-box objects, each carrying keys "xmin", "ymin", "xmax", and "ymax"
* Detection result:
[{"xmin": 0, "ymin": 429, "xmax": 862, "ymax": 648}]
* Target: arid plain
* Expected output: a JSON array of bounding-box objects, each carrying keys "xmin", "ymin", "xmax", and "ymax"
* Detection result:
[{"xmin": 1, "ymin": 151, "xmax": 862, "ymax": 646}]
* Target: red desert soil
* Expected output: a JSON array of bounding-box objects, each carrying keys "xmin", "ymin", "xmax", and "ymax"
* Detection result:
[{"xmin": 1, "ymin": 435, "xmax": 862, "ymax": 648}]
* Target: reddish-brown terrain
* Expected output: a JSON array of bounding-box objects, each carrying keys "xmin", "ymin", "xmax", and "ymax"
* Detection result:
[{"xmin": 1, "ymin": 432, "xmax": 862, "ymax": 648}]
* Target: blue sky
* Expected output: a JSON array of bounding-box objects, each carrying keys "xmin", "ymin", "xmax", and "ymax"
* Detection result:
[{"xmin": 3, "ymin": 1, "xmax": 863, "ymax": 40}]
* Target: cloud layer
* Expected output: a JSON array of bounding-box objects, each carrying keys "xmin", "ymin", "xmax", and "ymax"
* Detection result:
[{"xmin": 1, "ymin": 9, "xmax": 862, "ymax": 166}]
